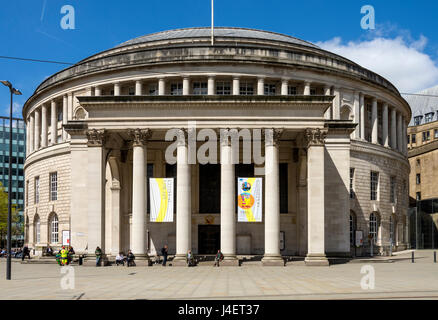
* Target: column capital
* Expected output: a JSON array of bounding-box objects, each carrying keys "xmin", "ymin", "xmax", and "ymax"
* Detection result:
[
  {"xmin": 129, "ymin": 128, "xmax": 151, "ymax": 147},
  {"xmin": 281, "ymin": 78, "xmax": 289, "ymax": 84},
  {"xmin": 86, "ymin": 129, "xmax": 106, "ymax": 147},
  {"xmin": 305, "ymin": 128, "xmax": 327, "ymax": 147},
  {"xmin": 264, "ymin": 128, "xmax": 283, "ymax": 146}
]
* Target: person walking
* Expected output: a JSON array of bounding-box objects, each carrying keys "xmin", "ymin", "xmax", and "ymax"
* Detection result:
[
  {"xmin": 161, "ymin": 245, "xmax": 168, "ymax": 266},
  {"xmin": 214, "ymin": 249, "xmax": 224, "ymax": 267},
  {"xmin": 21, "ymin": 246, "xmax": 31, "ymax": 261},
  {"xmin": 95, "ymin": 246, "xmax": 102, "ymax": 267},
  {"xmin": 186, "ymin": 250, "xmax": 194, "ymax": 267}
]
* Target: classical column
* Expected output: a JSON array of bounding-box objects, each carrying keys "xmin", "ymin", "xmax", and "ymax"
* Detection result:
[
  {"xmin": 402, "ymin": 119, "xmax": 407, "ymax": 155},
  {"xmin": 34, "ymin": 108, "xmax": 40, "ymax": 150},
  {"xmin": 29, "ymin": 113, "xmax": 35, "ymax": 153},
  {"xmin": 174, "ymin": 129, "xmax": 192, "ymax": 265},
  {"xmin": 262, "ymin": 128, "xmax": 284, "ymax": 266},
  {"xmin": 304, "ymin": 128, "xmax": 329, "ymax": 266},
  {"xmin": 353, "ymin": 92, "xmax": 360, "ymax": 139},
  {"xmin": 41, "ymin": 104, "xmax": 48, "ymax": 148},
  {"xmin": 333, "ymin": 87, "xmax": 341, "ymax": 120},
  {"xmin": 26, "ymin": 118, "xmax": 30, "ymax": 155},
  {"xmin": 257, "ymin": 77, "xmax": 265, "ymax": 95},
  {"xmin": 304, "ymin": 82, "xmax": 311, "ymax": 96},
  {"xmin": 281, "ymin": 79, "xmax": 288, "ymax": 96},
  {"xmin": 183, "ymin": 77, "xmax": 190, "ymax": 95},
  {"xmin": 391, "ymin": 108, "xmax": 397, "ymax": 149},
  {"xmin": 50, "ymin": 100, "xmax": 57, "ymax": 145},
  {"xmin": 371, "ymin": 98, "xmax": 378, "ymax": 144},
  {"xmin": 95, "ymin": 86, "xmax": 101, "ymax": 96},
  {"xmin": 220, "ymin": 131, "xmax": 238, "ymax": 265},
  {"xmin": 360, "ymin": 93, "xmax": 365, "ymax": 140},
  {"xmin": 62, "ymin": 95, "xmax": 68, "ymax": 141},
  {"xmin": 129, "ymin": 129, "xmax": 151, "ymax": 266},
  {"xmin": 208, "ymin": 76, "xmax": 215, "ymax": 95},
  {"xmin": 232, "ymin": 77, "xmax": 240, "ymax": 95},
  {"xmin": 324, "ymin": 86, "xmax": 332, "ymax": 120},
  {"xmin": 114, "ymin": 82, "xmax": 121, "ymax": 96},
  {"xmin": 158, "ymin": 78, "xmax": 165, "ymax": 95},
  {"xmin": 382, "ymin": 103, "xmax": 389, "ymax": 147},
  {"xmin": 135, "ymin": 80, "xmax": 143, "ymax": 96},
  {"xmin": 85, "ymin": 129, "xmax": 107, "ymax": 265},
  {"xmin": 397, "ymin": 112, "xmax": 403, "ymax": 152},
  {"xmin": 67, "ymin": 93, "xmax": 73, "ymax": 140}
]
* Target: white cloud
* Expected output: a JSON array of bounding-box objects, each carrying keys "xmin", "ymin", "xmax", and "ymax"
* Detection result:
[
  {"xmin": 317, "ymin": 35, "xmax": 438, "ymax": 93},
  {"xmin": 4, "ymin": 102, "xmax": 22, "ymax": 116}
]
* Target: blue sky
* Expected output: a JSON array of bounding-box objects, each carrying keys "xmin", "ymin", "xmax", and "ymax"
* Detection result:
[{"xmin": 1, "ymin": 0, "xmax": 438, "ymax": 118}]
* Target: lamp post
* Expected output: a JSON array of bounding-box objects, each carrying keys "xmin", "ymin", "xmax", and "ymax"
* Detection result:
[{"xmin": 1, "ymin": 80, "xmax": 22, "ymax": 280}]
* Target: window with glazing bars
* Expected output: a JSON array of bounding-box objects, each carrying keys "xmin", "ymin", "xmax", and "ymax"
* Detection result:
[
  {"xmin": 370, "ymin": 171, "xmax": 379, "ymax": 201},
  {"xmin": 193, "ymin": 82, "xmax": 207, "ymax": 95},
  {"xmin": 239, "ymin": 82, "xmax": 254, "ymax": 95},
  {"xmin": 50, "ymin": 172, "xmax": 57, "ymax": 201},
  {"xmin": 216, "ymin": 81, "xmax": 231, "ymax": 95}
]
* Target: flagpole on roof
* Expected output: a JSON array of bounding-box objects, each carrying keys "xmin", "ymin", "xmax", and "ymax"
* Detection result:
[{"xmin": 211, "ymin": 0, "xmax": 214, "ymax": 46}]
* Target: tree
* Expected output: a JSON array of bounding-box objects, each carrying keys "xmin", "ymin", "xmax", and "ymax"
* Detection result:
[{"xmin": 0, "ymin": 181, "xmax": 19, "ymax": 249}]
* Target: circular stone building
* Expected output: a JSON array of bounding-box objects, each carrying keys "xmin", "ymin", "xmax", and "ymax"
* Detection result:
[{"xmin": 23, "ymin": 27, "xmax": 411, "ymax": 266}]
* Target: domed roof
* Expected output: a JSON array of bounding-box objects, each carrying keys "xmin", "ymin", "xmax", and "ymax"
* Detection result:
[{"xmin": 116, "ymin": 27, "xmax": 319, "ymax": 49}]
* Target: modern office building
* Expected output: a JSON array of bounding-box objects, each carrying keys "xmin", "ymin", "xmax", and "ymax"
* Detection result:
[
  {"xmin": 0, "ymin": 116, "xmax": 26, "ymax": 247},
  {"xmin": 406, "ymin": 85, "xmax": 438, "ymax": 249},
  {"xmin": 23, "ymin": 27, "xmax": 411, "ymax": 266}
]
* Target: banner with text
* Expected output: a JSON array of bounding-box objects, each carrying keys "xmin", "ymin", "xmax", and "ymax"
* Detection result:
[
  {"xmin": 149, "ymin": 178, "xmax": 174, "ymax": 222},
  {"xmin": 237, "ymin": 177, "xmax": 262, "ymax": 222}
]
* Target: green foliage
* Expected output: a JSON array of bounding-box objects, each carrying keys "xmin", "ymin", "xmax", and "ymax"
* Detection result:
[{"xmin": 0, "ymin": 181, "xmax": 20, "ymax": 246}]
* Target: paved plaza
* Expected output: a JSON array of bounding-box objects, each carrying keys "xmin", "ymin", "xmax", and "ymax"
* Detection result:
[{"xmin": 0, "ymin": 250, "xmax": 437, "ymax": 300}]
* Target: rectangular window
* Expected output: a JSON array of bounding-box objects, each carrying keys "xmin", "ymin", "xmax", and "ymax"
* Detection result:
[
  {"xmin": 310, "ymin": 88, "xmax": 317, "ymax": 95},
  {"xmin": 414, "ymin": 116, "xmax": 423, "ymax": 126},
  {"xmin": 416, "ymin": 174, "xmax": 421, "ymax": 185},
  {"xmin": 288, "ymin": 86, "xmax": 297, "ymax": 95},
  {"xmin": 423, "ymin": 131, "xmax": 431, "ymax": 142},
  {"xmin": 264, "ymin": 84, "xmax": 276, "ymax": 96},
  {"xmin": 370, "ymin": 171, "xmax": 379, "ymax": 201},
  {"xmin": 50, "ymin": 172, "xmax": 58, "ymax": 201},
  {"xmin": 240, "ymin": 82, "xmax": 254, "ymax": 95},
  {"xmin": 192, "ymin": 82, "xmax": 208, "ymax": 95},
  {"xmin": 128, "ymin": 87, "xmax": 135, "ymax": 96},
  {"xmin": 412, "ymin": 134, "xmax": 416, "ymax": 143},
  {"xmin": 170, "ymin": 83, "xmax": 183, "ymax": 95},
  {"xmin": 390, "ymin": 176, "xmax": 396, "ymax": 203},
  {"xmin": 435, "ymin": 130, "xmax": 438, "ymax": 139},
  {"xmin": 416, "ymin": 192, "xmax": 421, "ymax": 201},
  {"xmin": 350, "ymin": 168, "xmax": 355, "ymax": 199},
  {"xmin": 34, "ymin": 176, "xmax": 39, "ymax": 204},
  {"xmin": 425, "ymin": 112, "xmax": 434, "ymax": 123},
  {"xmin": 216, "ymin": 81, "xmax": 231, "ymax": 95},
  {"xmin": 407, "ymin": 135, "xmax": 410, "ymax": 144}
]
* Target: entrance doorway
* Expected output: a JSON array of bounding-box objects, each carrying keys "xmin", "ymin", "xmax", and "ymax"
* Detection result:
[{"xmin": 198, "ymin": 225, "xmax": 220, "ymax": 254}]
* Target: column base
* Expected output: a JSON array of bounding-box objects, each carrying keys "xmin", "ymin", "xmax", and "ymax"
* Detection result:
[
  {"xmin": 261, "ymin": 254, "xmax": 285, "ymax": 266},
  {"xmin": 172, "ymin": 254, "xmax": 189, "ymax": 266},
  {"xmin": 83, "ymin": 254, "xmax": 110, "ymax": 267},
  {"xmin": 304, "ymin": 253, "xmax": 329, "ymax": 266},
  {"xmin": 219, "ymin": 255, "xmax": 240, "ymax": 266}
]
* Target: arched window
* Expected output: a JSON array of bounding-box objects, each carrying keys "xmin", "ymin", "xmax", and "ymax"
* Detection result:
[
  {"xmin": 340, "ymin": 105, "xmax": 352, "ymax": 121},
  {"xmin": 369, "ymin": 212, "xmax": 379, "ymax": 244},
  {"xmin": 350, "ymin": 211, "xmax": 357, "ymax": 246},
  {"xmin": 34, "ymin": 215, "xmax": 40, "ymax": 244},
  {"xmin": 49, "ymin": 213, "xmax": 59, "ymax": 244}
]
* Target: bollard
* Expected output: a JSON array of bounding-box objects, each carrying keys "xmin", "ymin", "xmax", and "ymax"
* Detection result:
[
  {"xmin": 434, "ymin": 251, "xmax": 436, "ymax": 263},
  {"xmin": 412, "ymin": 251, "xmax": 415, "ymax": 263}
]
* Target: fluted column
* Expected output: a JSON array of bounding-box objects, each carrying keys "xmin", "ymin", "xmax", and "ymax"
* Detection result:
[
  {"xmin": 390, "ymin": 108, "xmax": 397, "ymax": 149},
  {"xmin": 129, "ymin": 129, "xmax": 151, "ymax": 265},
  {"xmin": 135, "ymin": 80, "xmax": 143, "ymax": 96},
  {"xmin": 262, "ymin": 128, "xmax": 284, "ymax": 266},
  {"xmin": 371, "ymin": 98, "xmax": 378, "ymax": 144},
  {"xmin": 397, "ymin": 112, "xmax": 403, "ymax": 152},
  {"xmin": 50, "ymin": 100, "xmax": 57, "ymax": 145},
  {"xmin": 324, "ymin": 86, "xmax": 332, "ymax": 120},
  {"xmin": 41, "ymin": 104, "xmax": 48, "ymax": 148},
  {"xmin": 304, "ymin": 82, "xmax": 311, "ymax": 96},
  {"xmin": 95, "ymin": 86, "xmax": 101, "ymax": 96},
  {"xmin": 304, "ymin": 128, "xmax": 329, "ymax": 266},
  {"xmin": 34, "ymin": 108, "xmax": 40, "ymax": 150},
  {"xmin": 208, "ymin": 76, "xmax": 215, "ymax": 95},
  {"xmin": 353, "ymin": 92, "xmax": 360, "ymax": 139},
  {"xmin": 174, "ymin": 129, "xmax": 192, "ymax": 265},
  {"xmin": 114, "ymin": 82, "xmax": 121, "ymax": 96},
  {"xmin": 281, "ymin": 79, "xmax": 288, "ymax": 96},
  {"xmin": 333, "ymin": 87, "xmax": 341, "ymax": 119},
  {"xmin": 360, "ymin": 93, "xmax": 365, "ymax": 140},
  {"xmin": 62, "ymin": 95, "xmax": 68, "ymax": 141},
  {"xmin": 158, "ymin": 78, "xmax": 165, "ymax": 95},
  {"xmin": 383, "ymin": 103, "xmax": 389, "ymax": 147},
  {"xmin": 220, "ymin": 130, "xmax": 238, "ymax": 265},
  {"xmin": 86, "ymin": 129, "xmax": 107, "ymax": 265},
  {"xmin": 257, "ymin": 77, "xmax": 265, "ymax": 95},
  {"xmin": 29, "ymin": 113, "xmax": 35, "ymax": 153},
  {"xmin": 232, "ymin": 77, "xmax": 240, "ymax": 95},
  {"xmin": 183, "ymin": 77, "xmax": 190, "ymax": 95}
]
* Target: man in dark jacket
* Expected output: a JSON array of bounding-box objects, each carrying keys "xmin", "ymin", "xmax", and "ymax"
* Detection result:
[
  {"xmin": 21, "ymin": 246, "xmax": 31, "ymax": 261},
  {"xmin": 161, "ymin": 245, "xmax": 168, "ymax": 266}
]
